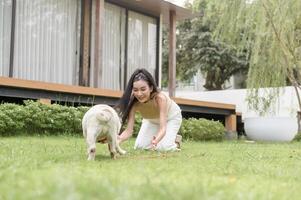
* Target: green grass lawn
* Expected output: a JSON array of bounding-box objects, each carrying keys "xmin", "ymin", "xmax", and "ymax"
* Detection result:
[{"xmin": 0, "ymin": 136, "xmax": 301, "ymax": 200}]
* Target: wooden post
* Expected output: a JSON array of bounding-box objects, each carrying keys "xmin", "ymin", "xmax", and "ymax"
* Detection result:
[
  {"xmin": 168, "ymin": 10, "xmax": 176, "ymax": 97},
  {"xmin": 80, "ymin": 0, "xmax": 92, "ymax": 86},
  {"xmin": 225, "ymin": 114, "xmax": 237, "ymax": 132},
  {"xmin": 225, "ymin": 114, "xmax": 237, "ymax": 139}
]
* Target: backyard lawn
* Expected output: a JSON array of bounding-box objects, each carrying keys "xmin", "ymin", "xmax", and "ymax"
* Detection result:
[{"xmin": 0, "ymin": 136, "xmax": 301, "ymax": 200}]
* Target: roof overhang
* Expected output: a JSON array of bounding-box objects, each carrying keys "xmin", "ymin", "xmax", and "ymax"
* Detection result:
[{"xmin": 107, "ymin": 0, "xmax": 199, "ymax": 23}]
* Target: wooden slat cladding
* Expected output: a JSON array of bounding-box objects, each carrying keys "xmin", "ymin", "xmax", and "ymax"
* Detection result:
[
  {"xmin": 0, "ymin": 77, "xmax": 236, "ymax": 111},
  {"xmin": 172, "ymin": 97, "xmax": 236, "ymax": 110},
  {"xmin": 0, "ymin": 77, "xmax": 122, "ymax": 98},
  {"xmin": 0, "ymin": 77, "xmax": 238, "ymax": 133}
]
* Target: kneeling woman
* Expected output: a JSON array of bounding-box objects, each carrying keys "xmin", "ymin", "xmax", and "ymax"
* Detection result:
[{"xmin": 117, "ymin": 68, "xmax": 182, "ymax": 151}]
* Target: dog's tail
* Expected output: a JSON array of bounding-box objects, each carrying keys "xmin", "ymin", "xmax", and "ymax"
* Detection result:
[{"xmin": 95, "ymin": 109, "xmax": 112, "ymax": 122}]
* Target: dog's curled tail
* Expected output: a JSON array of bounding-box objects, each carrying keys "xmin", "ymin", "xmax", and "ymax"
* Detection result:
[{"xmin": 95, "ymin": 109, "xmax": 112, "ymax": 122}]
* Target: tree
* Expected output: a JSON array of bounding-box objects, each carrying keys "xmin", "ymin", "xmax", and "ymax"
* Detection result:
[
  {"xmin": 187, "ymin": 31, "xmax": 248, "ymax": 90},
  {"xmin": 204, "ymin": 0, "xmax": 301, "ymax": 130},
  {"xmin": 161, "ymin": 1, "xmax": 249, "ymax": 90}
]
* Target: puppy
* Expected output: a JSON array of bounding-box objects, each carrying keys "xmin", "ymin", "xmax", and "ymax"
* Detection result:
[{"xmin": 82, "ymin": 104, "xmax": 126, "ymax": 160}]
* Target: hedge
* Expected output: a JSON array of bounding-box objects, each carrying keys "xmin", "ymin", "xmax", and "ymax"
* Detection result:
[{"xmin": 0, "ymin": 101, "xmax": 225, "ymax": 141}]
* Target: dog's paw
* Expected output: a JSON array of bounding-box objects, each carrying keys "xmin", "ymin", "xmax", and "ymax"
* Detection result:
[
  {"xmin": 110, "ymin": 152, "xmax": 117, "ymax": 159},
  {"xmin": 119, "ymin": 150, "xmax": 126, "ymax": 155},
  {"xmin": 87, "ymin": 155, "xmax": 95, "ymax": 161}
]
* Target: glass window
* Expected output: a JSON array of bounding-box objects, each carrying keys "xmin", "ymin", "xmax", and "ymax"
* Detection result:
[
  {"xmin": 127, "ymin": 11, "xmax": 157, "ymax": 82},
  {"xmin": 90, "ymin": 2, "xmax": 158, "ymax": 91},
  {"xmin": 0, "ymin": 0, "xmax": 12, "ymax": 76},
  {"xmin": 90, "ymin": 2, "xmax": 126, "ymax": 90},
  {"xmin": 12, "ymin": 0, "xmax": 81, "ymax": 85}
]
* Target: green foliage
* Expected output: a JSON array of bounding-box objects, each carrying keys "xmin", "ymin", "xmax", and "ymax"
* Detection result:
[
  {"xmin": 187, "ymin": 32, "xmax": 248, "ymax": 90},
  {"xmin": 161, "ymin": 27, "xmax": 171, "ymax": 87},
  {"xmin": 201, "ymin": 0, "xmax": 301, "ymax": 114},
  {"xmin": 130, "ymin": 115, "xmax": 225, "ymax": 141},
  {"xmin": 23, "ymin": 100, "xmax": 88, "ymax": 135},
  {"xmin": 0, "ymin": 101, "xmax": 89, "ymax": 136},
  {"xmin": 293, "ymin": 132, "xmax": 301, "ymax": 141},
  {"xmin": 120, "ymin": 113, "xmax": 142, "ymax": 137},
  {"xmin": 0, "ymin": 102, "xmax": 224, "ymax": 141},
  {"xmin": 0, "ymin": 103, "xmax": 29, "ymax": 134},
  {"xmin": 133, "ymin": 113, "xmax": 142, "ymax": 137},
  {"xmin": 180, "ymin": 118, "xmax": 225, "ymax": 141},
  {"xmin": 0, "ymin": 101, "xmax": 149, "ymax": 137},
  {"xmin": 161, "ymin": 1, "xmax": 249, "ymax": 90},
  {"xmin": 2, "ymin": 137, "xmax": 301, "ymax": 199}
]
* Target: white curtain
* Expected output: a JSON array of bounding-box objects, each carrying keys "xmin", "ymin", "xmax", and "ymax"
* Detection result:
[
  {"xmin": 0, "ymin": 0, "xmax": 12, "ymax": 77},
  {"xmin": 90, "ymin": 3, "xmax": 157, "ymax": 90},
  {"xmin": 90, "ymin": 2, "xmax": 125, "ymax": 90},
  {"xmin": 127, "ymin": 11, "xmax": 157, "ymax": 82},
  {"xmin": 13, "ymin": 0, "xmax": 81, "ymax": 85}
]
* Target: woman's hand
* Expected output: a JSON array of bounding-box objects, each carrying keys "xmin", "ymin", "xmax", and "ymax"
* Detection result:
[{"xmin": 151, "ymin": 136, "xmax": 158, "ymax": 150}]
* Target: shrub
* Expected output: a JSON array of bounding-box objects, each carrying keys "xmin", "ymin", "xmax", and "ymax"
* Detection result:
[
  {"xmin": 0, "ymin": 101, "xmax": 225, "ymax": 141},
  {"xmin": 293, "ymin": 132, "xmax": 301, "ymax": 141},
  {"xmin": 120, "ymin": 113, "xmax": 142, "ymax": 137},
  {"xmin": 0, "ymin": 103, "xmax": 30, "ymax": 135},
  {"xmin": 180, "ymin": 118, "xmax": 225, "ymax": 141},
  {"xmin": 0, "ymin": 101, "xmax": 89, "ymax": 136},
  {"xmin": 133, "ymin": 114, "xmax": 142, "ymax": 137},
  {"xmin": 22, "ymin": 100, "xmax": 89, "ymax": 135}
]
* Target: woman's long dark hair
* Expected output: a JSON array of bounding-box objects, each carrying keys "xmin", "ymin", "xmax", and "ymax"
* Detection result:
[{"xmin": 115, "ymin": 68, "xmax": 159, "ymax": 126}]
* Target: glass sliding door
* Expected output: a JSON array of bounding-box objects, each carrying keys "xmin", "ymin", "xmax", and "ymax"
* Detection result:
[
  {"xmin": 12, "ymin": 0, "xmax": 81, "ymax": 85},
  {"xmin": 127, "ymin": 11, "xmax": 157, "ymax": 82},
  {"xmin": 0, "ymin": 0, "xmax": 12, "ymax": 77},
  {"xmin": 90, "ymin": 2, "xmax": 125, "ymax": 90},
  {"xmin": 90, "ymin": 2, "xmax": 158, "ymax": 91}
]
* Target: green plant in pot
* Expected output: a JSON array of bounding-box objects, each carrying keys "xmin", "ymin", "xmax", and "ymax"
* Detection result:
[{"xmin": 195, "ymin": 0, "xmax": 301, "ymax": 140}]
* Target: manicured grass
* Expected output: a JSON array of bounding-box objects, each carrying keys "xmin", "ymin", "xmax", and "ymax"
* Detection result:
[{"xmin": 0, "ymin": 136, "xmax": 301, "ymax": 200}]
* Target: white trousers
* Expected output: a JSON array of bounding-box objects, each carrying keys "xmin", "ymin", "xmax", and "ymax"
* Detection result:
[{"xmin": 134, "ymin": 102, "xmax": 182, "ymax": 151}]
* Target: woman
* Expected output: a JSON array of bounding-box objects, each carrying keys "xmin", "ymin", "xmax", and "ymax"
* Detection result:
[{"xmin": 116, "ymin": 68, "xmax": 182, "ymax": 151}]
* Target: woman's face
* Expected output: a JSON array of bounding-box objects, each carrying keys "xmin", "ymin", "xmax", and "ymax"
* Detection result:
[{"xmin": 132, "ymin": 80, "xmax": 153, "ymax": 103}]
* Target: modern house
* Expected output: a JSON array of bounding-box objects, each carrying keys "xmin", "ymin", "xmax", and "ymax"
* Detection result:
[{"xmin": 0, "ymin": 0, "xmax": 238, "ymax": 134}]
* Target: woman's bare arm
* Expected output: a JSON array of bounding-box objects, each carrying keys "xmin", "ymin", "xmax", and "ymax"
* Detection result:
[
  {"xmin": 152, "ymin": 93, "xmax": 168, "ymax": 146},
  {"xmin": 118, "ymin": 107, "xmax": 136, "ymax": 143}
]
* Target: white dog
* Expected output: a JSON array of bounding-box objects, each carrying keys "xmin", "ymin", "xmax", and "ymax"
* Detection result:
[{"xmin": 82, "ymin": 104, "xmax": 126, "ymax": 160}]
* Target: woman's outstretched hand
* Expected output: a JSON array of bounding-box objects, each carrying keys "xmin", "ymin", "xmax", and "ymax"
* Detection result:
[{"xmin": 151, "ymin": 136, "xmax": 158, "ymax": 150}]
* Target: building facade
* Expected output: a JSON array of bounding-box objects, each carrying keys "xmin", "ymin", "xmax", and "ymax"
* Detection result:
[{"xmin": 0, "ymin": 0, "xmax": 193, "ymax": 92}]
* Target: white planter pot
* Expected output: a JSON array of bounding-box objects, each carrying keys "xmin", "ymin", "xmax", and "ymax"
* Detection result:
[{"xmin": 244, "ymin": 117, "xmax": 298, "ymax": 142}]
